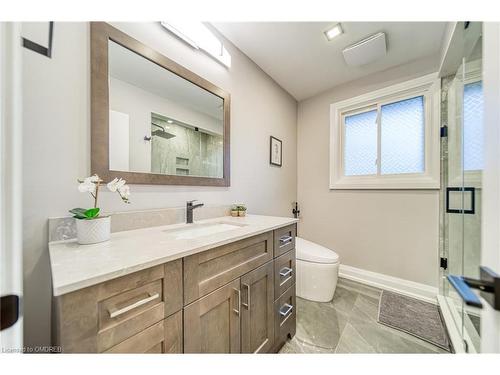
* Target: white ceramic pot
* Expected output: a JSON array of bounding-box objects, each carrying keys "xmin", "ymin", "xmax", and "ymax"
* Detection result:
[{"xmin": 76, "ymin": 216, "xmax": 111, "ymax": 245}]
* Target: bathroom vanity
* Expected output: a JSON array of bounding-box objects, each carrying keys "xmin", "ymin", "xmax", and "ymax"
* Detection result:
[{"xmin": 49, "ymin": 215, "xmax": 297, "ymax": 353}]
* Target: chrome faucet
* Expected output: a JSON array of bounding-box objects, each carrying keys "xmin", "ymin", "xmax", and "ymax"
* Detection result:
[{"xmin": 186, "ymin": 200, "xmax": 204, "ymax": 224}]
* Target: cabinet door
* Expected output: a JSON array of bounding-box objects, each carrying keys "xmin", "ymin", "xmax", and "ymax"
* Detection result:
[
  {"xmin": 241, "ymin": 262, "xmax": 274, "ymax": 353},
  {"xmin": 184, "ymin": 279, "xmax": 241, "ymax": 353}
]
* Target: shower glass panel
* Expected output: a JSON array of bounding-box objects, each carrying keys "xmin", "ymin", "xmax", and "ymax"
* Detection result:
[{"xmin": 441, "ymin": 22, "xmax": 483, "ymax": 353}]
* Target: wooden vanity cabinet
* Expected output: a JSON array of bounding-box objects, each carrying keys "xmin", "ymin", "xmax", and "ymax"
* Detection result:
[{"xmin": 53, "ymin": 224, "xmax": 297, "ymax": 354}]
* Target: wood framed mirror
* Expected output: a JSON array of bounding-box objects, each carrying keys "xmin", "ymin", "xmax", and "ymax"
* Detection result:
[{"xmin": 91, "ymin": 22, "xmax": 230, "ymax": 186}]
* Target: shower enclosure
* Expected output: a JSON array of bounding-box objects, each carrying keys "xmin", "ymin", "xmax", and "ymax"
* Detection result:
[{"xmin": 439, "ymin": 22, "xmax": 483, "ymax": 353}]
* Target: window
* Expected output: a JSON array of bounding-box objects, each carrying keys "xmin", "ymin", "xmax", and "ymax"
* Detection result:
[
  {"xmin": 344, "ymin": 109, "xmax": 378, "ymax": 176},
  {"xmin": 330, "ymin": 74, "xmax": 440, "ymax": 189},
  {"xmin": 463, "ymin": 81, "xmax": 483, "ymax": 171}
]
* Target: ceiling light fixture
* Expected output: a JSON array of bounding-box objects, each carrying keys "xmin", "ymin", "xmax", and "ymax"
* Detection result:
[
  {"xmin": 161, "ymin": 21, "xmax": 231, "ymax": 68},
  {"xmin": 342, "ymin": 32, "xmax": 387, "ymax": 66},
  {"xmin": 324, "ymin": 23, "xmax": 343, "ymax": 41},
  {"xmin": 167, "ymin": 120, "xmax": 174, "ymax": 124}
]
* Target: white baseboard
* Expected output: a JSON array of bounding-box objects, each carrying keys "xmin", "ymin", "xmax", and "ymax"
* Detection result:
[{"xmin": 339, "ymin": 264, "xmax": 438, "ymax": 304}]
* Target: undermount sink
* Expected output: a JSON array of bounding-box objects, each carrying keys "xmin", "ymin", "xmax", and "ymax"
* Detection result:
[{"xmin": 163, "ymin": 222, "xmax": 247, "ymax": 240}]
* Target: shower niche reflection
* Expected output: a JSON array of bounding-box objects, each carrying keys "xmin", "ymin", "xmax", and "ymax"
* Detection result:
[{"xmin": 149, "ymin": 112, "xmax": 224, "ymax": 178}]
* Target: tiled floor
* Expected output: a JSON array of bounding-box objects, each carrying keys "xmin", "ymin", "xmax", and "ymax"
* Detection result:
[{"xmin": 279, "ymin": 278, "xmax": 449, "ymax": 354}]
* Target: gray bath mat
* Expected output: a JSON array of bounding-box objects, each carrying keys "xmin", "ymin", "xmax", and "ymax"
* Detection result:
[{"xmin": 378, "ymin": 291, "xmax": 450, "ymax": 351}]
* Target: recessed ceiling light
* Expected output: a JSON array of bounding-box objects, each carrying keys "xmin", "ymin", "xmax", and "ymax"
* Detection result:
[{"xmin": 324, "ymin": 23, "xmax": 343, "ymax": 41}]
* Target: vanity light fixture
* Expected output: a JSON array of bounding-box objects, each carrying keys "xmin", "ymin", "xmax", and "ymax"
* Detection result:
[
  {"xmin": 324, "ymin": 23, "xmax": 343, "ymax": 41},
  {"xmin": 161, "ymin": 21, "xmax": 231, "ymax": 68}
]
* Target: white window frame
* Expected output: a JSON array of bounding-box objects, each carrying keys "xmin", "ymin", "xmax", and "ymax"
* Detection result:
[{"xmin": 330, "ymin": 73, "xmax": 441, "ymax": 189}]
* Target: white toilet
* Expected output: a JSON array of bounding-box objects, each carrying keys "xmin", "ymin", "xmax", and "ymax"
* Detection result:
[{"xmin": 296, "ymin": 237, "xmax": 340, "ymax": 302}]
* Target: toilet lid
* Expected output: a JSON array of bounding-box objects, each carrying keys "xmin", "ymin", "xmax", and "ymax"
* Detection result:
[{"xmin": 296, "ymin": 237, "xmax": 339, "ymax": 264}]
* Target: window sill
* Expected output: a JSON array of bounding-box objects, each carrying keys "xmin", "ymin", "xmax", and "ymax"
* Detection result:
[{"xmin": 330, "ymin": 174, "xmax": 440, "ymax": 190}]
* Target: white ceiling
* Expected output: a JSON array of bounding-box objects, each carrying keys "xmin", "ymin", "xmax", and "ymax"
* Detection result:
[
  {"xmin": 109, "ymin": 40, "xmax": 224, "ymax": 120},
  {"xmin": 212, "ymin": 22, "xmax": 448, "ymax": 101}
]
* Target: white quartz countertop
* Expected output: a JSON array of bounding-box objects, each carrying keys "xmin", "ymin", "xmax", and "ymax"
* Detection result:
[{"xmin": 49, "ymin": 214, "xmax": 298, "ymax": 297}]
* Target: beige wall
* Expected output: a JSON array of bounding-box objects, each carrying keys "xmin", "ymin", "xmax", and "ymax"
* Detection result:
[
  {"xmin": 297, "ymin": 56, "xmax": 440, "ymax": 287},
  {"xmin": 22, "ymin": 22, "xmax": 297, "ymax": 347}
]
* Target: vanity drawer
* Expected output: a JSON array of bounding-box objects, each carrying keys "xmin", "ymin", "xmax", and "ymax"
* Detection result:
[
  {"xmin": 273, "ymin": 284, "xmax": 296, "ymax": 348},
  {"xmin": 105, "ymin": 320, "xmax": 165, "ymax": 353},
  {"xmin": 184, "ymin": 231, "xmax": 274, "ymax": 305},
  {"xmin": 273, "ymin": 224, "xmax": 296, "ymax": 257},
  {"xmin": 97, "ymin": 280, "xmax": 164, "ymax": 351},
  {"xmin": 103, "ymin": 310, "xmax": 183, "ymax": 353},
  {"xmin": 274, "ymin": 249, "xmax": 296, "ymax": 300}
]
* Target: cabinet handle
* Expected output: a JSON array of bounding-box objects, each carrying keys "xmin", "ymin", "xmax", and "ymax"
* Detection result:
[
  {"xmin": 279, "ymin": 267, "xmax": 293, "ymax": 286},
  {"xmin": 279, "ymin": 303, "xmax": 293, "ymax": 318},
  {"xmin": 242, "ymin": 283, "xmax": 251, "ymax": 309},
  {"xmin": 279, "ymin": 235, "xmax": 293, "ymax": 247},
  {"xmin": 108, "ymin": 292, "xmax": 159, "ymax": 319},
  {"xmin": 279, "ymin": 267, "xmax": 293, "ymax": 278},
  {"xmin": 233, "ymin": 288, "xmax": 241, "ymax": 315}
]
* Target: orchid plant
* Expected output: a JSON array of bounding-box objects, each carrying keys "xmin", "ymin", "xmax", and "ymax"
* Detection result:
[{"xmin": 69, "ymin": 175, "xmax": 130, "ymax": 220}]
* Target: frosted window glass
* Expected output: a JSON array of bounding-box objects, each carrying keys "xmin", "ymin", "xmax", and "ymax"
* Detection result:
[
  {"xmin": 381, "ymin": 96, "xmax": 425, "ymax": 175},
  {"xmin": 463, "ymin": 81, "xmax": 484, "ymax": 171},
  {"xmin": 344, "ymin": 110, "xmax": 377, "ymax": 176}
]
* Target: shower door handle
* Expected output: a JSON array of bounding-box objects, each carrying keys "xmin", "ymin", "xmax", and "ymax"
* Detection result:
[
  {"xmin": 447, "ymin": 266, "xmax": 500, "ymax": 310},
  {"xmin": 447, "ymin": 275, "xmax": 483, "ymax": 308},
  {"xmin": 446, "ymin": 187, "xmax": 475, "ymax": 214}
]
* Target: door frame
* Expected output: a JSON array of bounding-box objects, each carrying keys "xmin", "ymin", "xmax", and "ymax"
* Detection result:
[
  {"xmin": 0, "ymin": 22, "xmax": 23, "ymax": 351},
  {"xmin": 481, "ymin": 21, "xmax": 500, "ymax": 353}
]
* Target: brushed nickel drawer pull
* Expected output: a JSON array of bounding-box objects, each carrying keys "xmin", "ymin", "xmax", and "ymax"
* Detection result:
[
  {"xmin": 279, "ymin": 235, "xmax": 293, "ymax": 247},
  {"xmin": 108, "ymin": 292, "xmax": 160, "ymax": 319},
  {"xmin": 279, "ymin": 267, "xmax": 293, "ymax": 278},
  {"xmin": 279, "ymin": 303, "xmax": 293, "ymax": 318},
  {"xmin": 233, "ymin": 288, "xmax": 241, "ymax": 315},
  {"xmin": 242, "ymin": 283, "xmax": 250, "ymax": 309}
]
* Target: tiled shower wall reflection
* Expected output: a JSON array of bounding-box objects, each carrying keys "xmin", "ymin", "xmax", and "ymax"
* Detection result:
[{"xmin": 151, "ymin": 116, "xmax": 223, "ymax": 178}]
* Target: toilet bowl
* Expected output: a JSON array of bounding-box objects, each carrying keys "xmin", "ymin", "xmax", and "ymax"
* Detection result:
[{"xmin": 296, "ymin": 237, "xmax": 340, "ymax": 302}]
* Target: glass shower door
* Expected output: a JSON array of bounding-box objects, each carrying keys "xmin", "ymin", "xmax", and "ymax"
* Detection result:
[{"xmin": 442, "ymin": 22, "xmax": 483, "ymax": 353}]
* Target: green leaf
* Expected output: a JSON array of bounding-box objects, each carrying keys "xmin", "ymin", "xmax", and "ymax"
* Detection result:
[
  {"xmin": 84, "ymin": 207, "xmax": 100, "ymax": 219},
  {"xmin": 69, "ymin": 208, "xmax": 88, "ymax": 219}
]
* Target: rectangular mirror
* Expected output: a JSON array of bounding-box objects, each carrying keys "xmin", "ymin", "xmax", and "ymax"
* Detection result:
[{"xmin": 91, "ymin": 23, "xmax": 230, "ymax": 186}]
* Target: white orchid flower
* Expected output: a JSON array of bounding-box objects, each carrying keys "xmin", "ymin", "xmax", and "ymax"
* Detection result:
[
  {"xmin": 78, "ymin": 178, "xmax": 96, "ymax": 194},
  {"xmin": 118, "ymin": 184, "xmax": 131, "ymax": 199},
  {"xmin": 106, "ymin": 178, "xmax": 118, "ymax": 191},
  {"xmin": 107, "ymin": 178, "xmax": 130, "ymax": 203},
  {"xmin": 88, "ymin": 175, "xmax": 100, "ymax": 183},
  {"xmin": 107, "ymin": 178, "xmax": 126, "ymax": 192}
]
